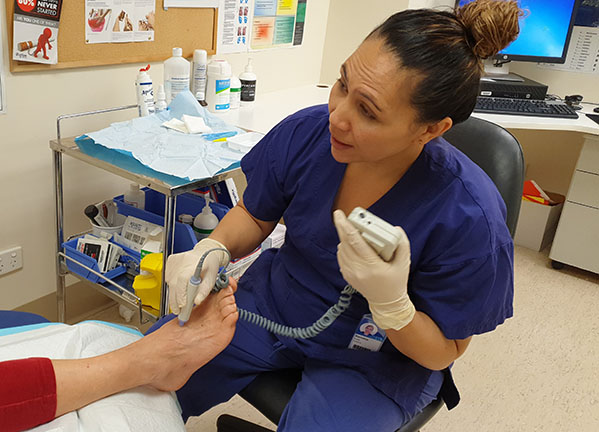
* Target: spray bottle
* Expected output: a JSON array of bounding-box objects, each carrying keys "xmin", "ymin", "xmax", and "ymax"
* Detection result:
[
  {"xmin": 136, "ymin": 65, "xmax": 155, "ymax": 116},
  {"xmin": 155, "ymin": 84, "xmax": 167, "ymax": 112},
  {"xmin": 191, "ymin": 49, "xmax": 208, "ymax": 103},
  {"xmin": 193, "ymin": 195, "xmax": 219, "ymax": 240}
]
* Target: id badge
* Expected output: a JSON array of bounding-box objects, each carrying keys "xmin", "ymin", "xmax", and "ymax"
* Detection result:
[{"xmin": 348, "ymin": 314, "xmax": 387, "ymax": 352}]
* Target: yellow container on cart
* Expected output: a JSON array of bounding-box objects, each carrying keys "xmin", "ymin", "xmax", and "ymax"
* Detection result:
[{"xmin": 133, "ymin": 253, "xmax": 163, "ymax": 311}]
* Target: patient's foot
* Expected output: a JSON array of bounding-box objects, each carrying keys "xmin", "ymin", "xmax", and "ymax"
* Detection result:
[{"xmin": 138, "ymin": 279, "xmax": 238, "ymax": 391}]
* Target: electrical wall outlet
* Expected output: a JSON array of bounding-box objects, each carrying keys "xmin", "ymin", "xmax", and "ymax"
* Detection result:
[{"xmin": 0, "ymin": 247, "xmax": 23, "ymax": 276}]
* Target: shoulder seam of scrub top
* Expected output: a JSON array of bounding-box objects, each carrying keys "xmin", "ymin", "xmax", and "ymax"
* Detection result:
[
  {"xmin": 422, "ymin": 141, "xmax": 500, "ymax": 250},
  {"xmin": 418, "ymin": 238, "xmax": 513, "ymax": 271},
  {"xmin": 269, "ymin": 104, "xmax": 330, "ymax": 189}
]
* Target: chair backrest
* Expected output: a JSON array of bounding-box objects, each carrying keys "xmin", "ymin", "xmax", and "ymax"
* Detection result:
[{"xmin": 443, "ymin": 116, "xmax": 524, "ymax": 237}]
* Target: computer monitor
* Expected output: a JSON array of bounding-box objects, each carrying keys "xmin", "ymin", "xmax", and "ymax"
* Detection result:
[{"xmin": 456, "ymin": 0, "xmax": 580, "ymax": 64}]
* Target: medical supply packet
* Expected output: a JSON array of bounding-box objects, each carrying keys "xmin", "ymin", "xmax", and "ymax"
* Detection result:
[{"xmin": 76, "ymin": 91, "xmax": 248, "ymax": 181}]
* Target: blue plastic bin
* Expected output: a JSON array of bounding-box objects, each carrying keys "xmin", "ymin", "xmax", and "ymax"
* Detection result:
[
  {"xmin": 142, "ymin": 189, "xmax": 230, "ymax": 220},
  {"xmin": 62, "ymin": 237, "xmax": 140, "ymax": 284},
  {"xmin": 114, "ymin": 189, "xmax": 230, "ymax": 253}
]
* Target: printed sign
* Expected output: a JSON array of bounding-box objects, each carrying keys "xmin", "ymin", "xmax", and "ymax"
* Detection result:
[{"xmin": 13, "ymin": 0, "xmax": 63, "ymax": 64}]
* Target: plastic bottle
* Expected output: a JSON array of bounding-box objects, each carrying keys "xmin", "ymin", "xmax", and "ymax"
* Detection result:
[
  {"xmin": 230, "ymin": 75, "xmax": 241, "ymax": 109},
  {"xmin": 205, "ymin": 59, "xmax": 232, "ymax": 113},
  {"xmin": 124, "ymin": 183, "xmax": 146, "ymax": 210},
  {"xmin": 155, "ymin": 84, "xmax": 167, "ymax": 112},
  {"xmin": 191, "ymin": 49, "xmax": 208, "ymax": 103},
  {"xmin": 118, "ymin": 304, "xmax": 135, "ymax": 323},
  {"xmin": 193, "ymin": 196, "xmax": 219, "ymax": 240},
  {"xmin": 164, "ymin": 47, "xmax": 190, "ymax": 104},
  {"xmin": 136, "ymin": 65, "xmax": 155, "ymax": 117},
  {"xmin": 239, "ymin": 58, "xmax": 257, "ymax": 105}
]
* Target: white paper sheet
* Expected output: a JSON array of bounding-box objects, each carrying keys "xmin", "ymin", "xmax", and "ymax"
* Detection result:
[
  {"xmin": 0, "ymin": 322, "xmax": 185, "ymax": 432},
  {"xmin": 217, "ymin": 0, "xmax": 253, "ymax": 54},
  {"xmin": 85, "ymin": 0, "xmax": 156, "ymax": 44},
  {"xmin": 250, "ymin": 0, "xmax": 307, "ymax": 50},
  {"xmin": 164, "ymin": 0, "xmax": 219, "ymax": 7}
]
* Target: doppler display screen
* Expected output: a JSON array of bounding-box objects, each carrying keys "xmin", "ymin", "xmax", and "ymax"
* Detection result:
[{"xmin": 457, "ymin": 0, "xmax": 579, "ymax": 62}]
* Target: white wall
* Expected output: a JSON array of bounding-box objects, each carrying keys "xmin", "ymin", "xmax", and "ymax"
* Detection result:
[
  {"xmin": 0, "ymin": 0, "xmax": 330, "ymax": 309},
  {"xmin": 319, "ymin": 0, "xmax": 408, "ymax": 85}
]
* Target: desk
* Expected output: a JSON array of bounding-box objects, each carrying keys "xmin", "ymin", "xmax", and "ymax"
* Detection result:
[
  {"xmin": 219, "ymin": 84, "xmax": 599, "ymax": 275},
  {"xmin": 472, "ymin": 107, "xmax": 599, "ymax": 275}
]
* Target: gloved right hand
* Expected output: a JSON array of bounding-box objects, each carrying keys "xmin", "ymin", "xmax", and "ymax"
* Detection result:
[{"xmin": 166, "ymin": 238, "xmax": 230, "ymax": 315}]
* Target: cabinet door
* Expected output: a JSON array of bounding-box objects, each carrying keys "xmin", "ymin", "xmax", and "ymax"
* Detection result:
[
  {"xmin": 577, "ymin": 137, "xmax": 599, "ymax": 175},
  {"xmin": 550, "ymin": 201, "xmax": 599, "ymax": 273},
  {"xmin": 568, "ymin": 171, "xmax": 599, "ymax": 209}
]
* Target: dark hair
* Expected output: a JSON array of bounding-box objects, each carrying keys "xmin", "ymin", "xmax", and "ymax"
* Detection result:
[{"xmin": 368, "ymin": 0, "xmax": 522, "ymax": 125}]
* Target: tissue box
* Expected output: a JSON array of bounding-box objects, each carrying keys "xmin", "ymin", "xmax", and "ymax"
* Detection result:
[{"xmin": 514, "ymin": 192, "xmax": 565, "ymax": 251}]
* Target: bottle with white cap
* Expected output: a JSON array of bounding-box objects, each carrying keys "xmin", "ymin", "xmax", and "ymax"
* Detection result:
[
  {"xmin": 239, "ymin": 58, "xmax": 257, "ymax": 105},
  {"xmin": 191, "ymin": 49, "xmax": 208, "ymax": 103},
  {"xmin": 124, "ymin": 183, "xmax": 145, "ymax": 210},
  {"xmin": 205, "ymin": 59, "xmax": 232, "ymax": 113},
  {"xmin": 155, "ymin": 84, "xmax": 167, "ymax": 112},
  {"xmin": 164, "ymin": 47, "xmax": 190, "ymax": 104}
]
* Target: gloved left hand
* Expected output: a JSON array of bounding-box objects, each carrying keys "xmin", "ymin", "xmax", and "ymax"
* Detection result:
[{"xmin": 333, "ymin": 209, "xmax": 416, "ymax": 331}]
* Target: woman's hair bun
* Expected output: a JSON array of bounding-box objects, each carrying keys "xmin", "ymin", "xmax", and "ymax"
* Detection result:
[{"xmin": 456, "ymin": 0, "xmax": 524, "ymax": 59}]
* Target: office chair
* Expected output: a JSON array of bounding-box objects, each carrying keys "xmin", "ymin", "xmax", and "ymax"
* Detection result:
[{"xmin": 216, "ymin": 116, "xmax": 525, "ymax": 432}]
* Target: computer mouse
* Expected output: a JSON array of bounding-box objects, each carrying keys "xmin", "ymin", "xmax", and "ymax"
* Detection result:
[{"xmin": 594, "ymin": 107, "xmax": 599, "ymax": 113}]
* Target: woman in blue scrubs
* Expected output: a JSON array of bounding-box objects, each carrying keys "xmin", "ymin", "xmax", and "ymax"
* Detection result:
[{"xmin": 162, "ymin": 1, "xmax": 523, "ymax": 429}]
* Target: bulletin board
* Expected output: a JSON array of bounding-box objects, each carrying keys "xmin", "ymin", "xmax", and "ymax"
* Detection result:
[{"xmin": 6, "ymin": 2, "xmax": 217, "ymax": 72}]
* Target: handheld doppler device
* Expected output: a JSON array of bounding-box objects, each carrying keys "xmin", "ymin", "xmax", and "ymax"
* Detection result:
[
  {"xmin": 178, "ymin": 208, "xmax": 401, "ymax": 337},
  {"xmin": 348, "ymin": 207, "xmax": 402, "ymax": 262}
]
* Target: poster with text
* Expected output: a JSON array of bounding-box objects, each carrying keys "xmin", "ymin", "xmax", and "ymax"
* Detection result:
[
  {"xmin": 13, "ymin": 0, "xmax": 63, "ymax": 64},
  {"xmin": 86, "ymin": 0, "xmax": 155, "ymax": 44},
  {"xmin": 217, "ymin": 0, "xmax": 253, "ymax": 54},
  {"xmin": 251, "ymin": 0, "xmax": 306, "ymax": 50}
]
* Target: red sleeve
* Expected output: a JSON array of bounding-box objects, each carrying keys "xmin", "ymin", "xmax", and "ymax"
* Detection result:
[{"xmin": 0, "ymin": 358, "xmax": 57, "ymax": 432}]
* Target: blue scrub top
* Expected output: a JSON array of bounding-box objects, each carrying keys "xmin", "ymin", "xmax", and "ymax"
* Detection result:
[{"xmin": 239, "ymin": 104, "xmax": 514, "ymax": 413}]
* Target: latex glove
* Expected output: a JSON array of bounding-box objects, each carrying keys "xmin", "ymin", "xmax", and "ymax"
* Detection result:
[
  {"xmin": 333, "ymin": 209, "xmax": 416, "ymax": 330},
  {"xmin": 166, "ymin": 238, "xmax": 230, "ymax": 315}
]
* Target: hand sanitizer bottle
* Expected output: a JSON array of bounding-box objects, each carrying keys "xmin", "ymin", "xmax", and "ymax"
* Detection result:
[
  {"xmin": 239, "ymin": 58, "xmax": 257, "ymax": 106},
  {"xmin": 193, "ymin": 196, "xmax": 219, "ymax": 240}
]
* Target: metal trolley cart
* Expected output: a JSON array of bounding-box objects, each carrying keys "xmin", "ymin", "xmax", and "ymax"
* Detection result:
[{"xmin": 51, "ymin": 105, "xmax": 240, "ymax": 324}]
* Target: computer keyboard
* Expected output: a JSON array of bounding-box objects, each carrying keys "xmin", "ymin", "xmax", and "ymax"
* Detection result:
[{"xmin": 474, "ymin": 97, "xmax": 579, "ymax": 119}]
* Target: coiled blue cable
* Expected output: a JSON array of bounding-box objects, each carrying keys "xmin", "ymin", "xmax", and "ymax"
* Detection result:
[
  {"xmin": 194, "ymin": 248, "xmax": 357, "ymax": 339},
  {"xmin": 235, "ymin": 285, "xmax": 356, "ymax": 339}
]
